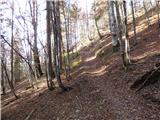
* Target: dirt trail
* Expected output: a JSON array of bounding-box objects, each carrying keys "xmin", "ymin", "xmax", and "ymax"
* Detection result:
[
  {"xmin": 2, "ymin": 23, "xmax": 160, "ymax": 119},
  {"xmin": 74, "ymin": 40, "xmax": 160, "ymax": 120},
  {"xmin": 2, "ymin": 38, "xmax": 160, "ymax": 120}
]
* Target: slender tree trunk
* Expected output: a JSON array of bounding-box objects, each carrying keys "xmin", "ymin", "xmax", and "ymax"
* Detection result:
[
  {"xmin": 1, "ymin": 42, "xmax": 5, "ymax": 94},
  {"xmin": 156, "ymin": 1, "xmax": 160, "ymax": 28},
  {"xmin": 143, "ymin": 0, "xmax": 151, "ymax": 27},
  {"xmin": 67, "ymin": 0, "xmax": 71, "ymax": 79},
  {"xmin": 30, "ymin": 0, "xmax": 43, "ymax": 78},
  {"xmin": 115, "ymin": 1, "xmax": 128, "ymax": 69},
  {"xmin": 123, "ymin": 1, "xmax": 131, "ymax": 67},
  {"xmin": 13, "ymin": 45, "xmax": 21, "ymax": 83},
  {"xmin": 94, "ymin": 19, "xmax": 102, "ymax": 39},
  {"xmin": 1, "ymin": 70, "xmax": 5, "ymax": 95},
  {"xmin": 1, "ymin": 64, "xmax": 5, "ymax": 95},
  {"xmin": 11, "ymin": 0, "xmax": 14, "ymax": 88},
  {"xmin": 64, "ymin": 1, "xmax": 71, "ymax": 80},
  {"xmin": 93, "ymin": 0, "xmax": 102, "ymax": 39},
  {"xmin": 108, "ymin": 1, "xmax": 119, "ymax": 51},
  {"xmin": 131, "ymin": 0, "xmax": 137, "ymax": 45},
  {"xmin": 46, "ymin": 1, "xmax": 54, "ymax": 90},
  {"xmin": 24, "ymin": 51, "xmax": 34, "ymax": 88},
  {"xmin": 56, "ymin": 1, "xmax": 63, "ymax": 71},
  {"xmin": 75, "ymin": 19, "xmax": 78, "ymax": 54},
  {"xmin": 2, "ymin": 59, "xmax": 18, "ymax": 98},
  {"xmin": 26, "ymin": 36, "xmax": 36, "ymax": 88},
  {"xmin": 52, "ymin": 1, "xmax": 66, "ymax": 90},
  {"xmin": 44, "ymin": 55, "xmax": 50, "ymax": 89},
  {"xmin": 62, "ymin": 41, "xmax": 68, "ymax": 81},
  {"xmin": 26, "ymin": 62, "xmax": 34, "ymax": 88}
]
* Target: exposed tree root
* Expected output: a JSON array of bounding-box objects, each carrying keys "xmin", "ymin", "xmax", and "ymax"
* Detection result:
[{"xmin": 130, "ymin": 63, "xmax": 160, "ymax": 91}]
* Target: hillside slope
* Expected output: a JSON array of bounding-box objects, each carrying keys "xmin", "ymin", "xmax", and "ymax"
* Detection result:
[{"xmin": 1, "ymin": 11, "xmax": 160, "ymax": 120}]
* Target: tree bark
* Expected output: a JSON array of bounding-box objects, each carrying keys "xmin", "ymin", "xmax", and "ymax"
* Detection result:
[
  {"xmin": 108, "ymin": 1, "xmax": 119, "ymax": 51},
  {"xmin": 11, "ymin": 0, "xmax": 14, "ymax": 88},
  {"xmin": 46, "ymin": 1, "xmax": 54, "ymax": 90},
  {"xmin": 131, "ymin": 0, "xmax": 137, "ymax": 45},
  {"xmin": 13, "ymin": 40, "xmax": 21, "ymax": 83},
  {"xmin": 62, "ymin": 2, "xmax": 71, "ymax": 80},
  {"xmin": 93, "ymin": 0, "xmax": 102, "ymax": 39},
  {"xmin": 56, "ymin": 1, "xmax": 63, "ymax": 71},
  {"xmin": 1, "ymin": 41, "xmax": 5, "ymax": 95},
  {"xmin": 115, "ymin": 1, "xmax": 126, "ymax": 68},
  {"xmin": 94, "ymin": 19, "xmax": 102, "ymax": 39},
  {"xmin": 115, "ymin": 1, "xmax": 129, "ymax": 70},
  {"xmin": 1, "ymin": 59, "xmax": 18, "ymax": 99},
  {"xmin": 156, "ymin": 1, "xmax": 160, "ymax": 28},
  {"xmin": 123, "ymin": 1, "xmax": 131, "ymax": 67},
  {"xmin": 52, "ymin": 1, "xmax": 66, "ymax": 90},
  {"xmin": 29, "ymin": 0, "xmax": 43, "ymax": 78}
]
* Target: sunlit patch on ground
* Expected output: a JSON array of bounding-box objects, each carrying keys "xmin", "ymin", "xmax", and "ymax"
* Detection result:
[
  {"xmin": 81, "ymin": 66, "xmax": 107, "ymax": 76},
  {"xmin": 133, "ymin": 51, "xmax": 160, "ymax": 61},
  {"xmin": 84, "ymin": 55, "xmax": 96, "ymax": 62}
]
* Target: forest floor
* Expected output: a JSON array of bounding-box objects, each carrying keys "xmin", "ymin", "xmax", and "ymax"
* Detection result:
[{"xmin": 1, "ymin": 18, "xmax": 160, "ymax": 120}]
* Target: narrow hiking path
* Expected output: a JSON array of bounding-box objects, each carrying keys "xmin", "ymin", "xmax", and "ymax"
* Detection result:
[
  {"xmin": 2, "ymin": 22, "xmax": 160, "ymax": 119},
  {"xmin": 2, "ymin": 35, "xmax": 160, "ymax": 120},
  {"xmin": 2, "ymin": 36, "xmax": 160, "ymax": 120},
  {"xmin": 73, "ymin": 38, "xmax": 160, "ymax": 120}
]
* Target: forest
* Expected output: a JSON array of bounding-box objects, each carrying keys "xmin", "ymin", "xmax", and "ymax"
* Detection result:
[{"xmin": 0, "ymin": 0, "xmax": 160, "ymax": 120}]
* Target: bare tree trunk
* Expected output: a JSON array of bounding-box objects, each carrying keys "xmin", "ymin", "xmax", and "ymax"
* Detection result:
[
  {"xmin": 46, "ymin": 1, "xmax": 54, "ymax": 90},
  {"xmin": 62, "ymin": 1, "xmax": 71, "ymax": 81},
  {"xmin": 74, "ymin": 18, "xmax": 78, "ymax": 54},
  {"xmin": 1, "ymin": 59, "xmax": 18, "ymax": 99},
  {"xmin": 1, "ymin": 63, "xmax": 5, "ymax": 95},
  {"xmin": 123, "ymin": 1, "xmax": 131, "ymax": 68},
  {"xmin": 13, "ymin": 41, "xmax": 21, "ymax": 83},
  {"xmin": 115, "ymin": 1, "xmax": 128, "ymax": 69},
  {"xmin": 56, "ymin": 1, "xmax": 63, "ymax": 71},
  {"xmin": 11, "ymin": 0, "xmax": 14, "ymax": 88},
  {"xmin": 93, "ymin": 0, "xmax": 102, "ymax": 39},
  {"xmin": 1, "ymin": 41, "xmax": 5, "ymax": 95},
  {"xmin": 67, "ymin": 0, "xmax": 71, "ymax": 80},
  {"xmin": 52, "ymin": 1, "xmax": 66, "ymax": 90},
  {"xmin": 62, "ymin": 41, "xmax": 68, "ymax": 81},
  {"xmin": 29, "ymin": 0, "xmax": 43, "ymax": 78},
  {"xmin": 143, "ymin": 0, "xmax": 151, "ymax": 27},
  {"xmin": 94, "ymin": 19, "xmax": 102, "ymax": 39},
  {"xmin": 26, "ymin": 38, "xmax": 35, "ymax": 88},
  {"xmin": 156, "ymin": 1, "xmax": 160, "ymax": 28},
  {"xmin": 56, "ymin": 4, "xmax": 68, "ymax": 80},
  {"xmin": 131, "ymin": 0, "xmax": 137, "ymax": 45},
  {"xmin": 25, "ymin": 62, "xmax": 34, "ymax": 89},
  {"xmin": 108, "ymin": 1, "xmax": 119, "ymax": 51}
]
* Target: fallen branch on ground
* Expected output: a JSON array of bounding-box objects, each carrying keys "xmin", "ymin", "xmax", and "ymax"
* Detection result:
[
  {"xmin": 136, "ymin": 65, "xmax": 160, "ymax": 92},
  {"xmin": 24, "ymin": 109, "xmax": 35, "ymax": 120},
  {"xmin": 130, "ymin": 63, "xmax": 160, "ymax": 91}
]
